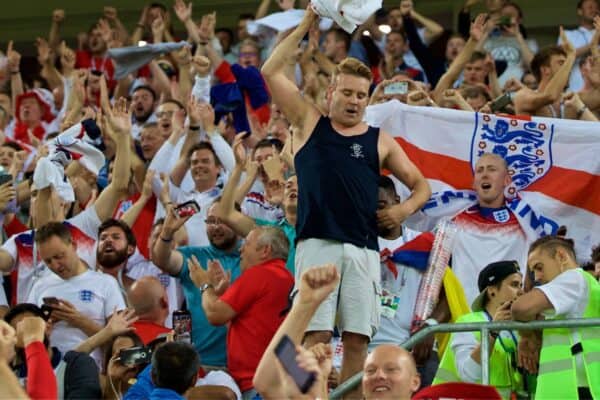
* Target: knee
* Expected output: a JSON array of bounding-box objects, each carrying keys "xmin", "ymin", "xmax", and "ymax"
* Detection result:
[
  {"xmin": 304, "ymin": 330, "xmax": 332, "ymax": 346},
  {"xmin": 342, "ymin": 332, "xmax": 369, "ymax": 352}
]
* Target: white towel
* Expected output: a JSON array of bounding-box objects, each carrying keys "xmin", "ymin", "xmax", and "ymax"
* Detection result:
[
  {"xmin": 33, "ymin": 157, "xmax": 74, "ymax": 202},
  {"xmin": 48, "ymin": 123, "xmax": 105, "ymax": 176},
  {"xmin": 310, "ymin": 0, "xmax": 382, "ymax": 34},
  {"xmin": 33, "ymin": 122, "xmax": 106, "ymax": 202},
  {"xmin": 108, "ymin": 42, "xmax": 189, "ymax": 80},
  {"xmin": 247, "ymin": 9, "xmax": 333, "ymax": 38}
]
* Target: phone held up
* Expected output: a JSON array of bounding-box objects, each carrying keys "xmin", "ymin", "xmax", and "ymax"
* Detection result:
[
  {"xmin": 174, "ymin": 200, "xmax": 200, "ymax": 218},
  {"xmin": 172, "ymin": 309, "xmax": 192, "ymax": 343},
  {"xmin": 274, "ymin": 335, "xmax": 317, "ymax": 394}
]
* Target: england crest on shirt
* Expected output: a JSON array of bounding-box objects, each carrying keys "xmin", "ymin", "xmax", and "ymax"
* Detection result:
[
  {"xmin": 471, "ymin": 114, "xmax": 554, "ymax": 197},
  {"xmin": 492, "ymin": 209, "xmax": 510, "ymax": 223},
  {"xmin": 79, "ymin": 290, "xmax": 93, "ymax": 302}
]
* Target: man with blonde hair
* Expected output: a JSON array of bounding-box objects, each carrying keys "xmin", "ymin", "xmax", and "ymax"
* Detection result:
[{"xmin": 261, "ymin": 7, "xmax": 431, "ymax": 393}]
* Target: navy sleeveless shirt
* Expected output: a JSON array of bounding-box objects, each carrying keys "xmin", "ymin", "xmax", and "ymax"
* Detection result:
[{"xmin": 295, "ymin": 116, "xmax": 380, "ymax": 251}]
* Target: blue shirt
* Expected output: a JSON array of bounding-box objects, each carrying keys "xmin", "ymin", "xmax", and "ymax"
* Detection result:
[
  {"xmin": 255, "ymin": 218, "xmax": 296, "ymax": 275},
  {"xmin": 176, "ymin": 243, "xmax": 241, "ymax": 366},
  {"xmin": 150, "ymin": 388, "xmax": 186, "ymax": 400},
  {"xmin": 123, "ymin": 364, "xmax": 153, "ymax": 400}
]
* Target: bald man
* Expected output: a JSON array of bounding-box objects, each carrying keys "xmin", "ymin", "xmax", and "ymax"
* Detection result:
[
  {"xmin": 362, "ymin": 344, "xmax": 421, "ymax": 400},
  {"xmin": 449, "ymin": 153, "xmax": 537, "ymax": 303},
  {"xmin": 127, "ymin": 276, "xmax": 171, "ymax": 344}
]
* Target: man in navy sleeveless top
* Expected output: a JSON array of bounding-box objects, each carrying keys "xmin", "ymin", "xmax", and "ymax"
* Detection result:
[{"xmin": 261, "ymin": 7, "xmax": 431, "ymax": 392}]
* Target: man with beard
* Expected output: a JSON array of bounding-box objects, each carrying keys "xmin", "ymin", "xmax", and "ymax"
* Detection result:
[
  {"xmin": 25, "ymin": 222, "xmax": 125, "ymax": 364},
  {"xmin": 152, "ymin": 201, "xmax": 241, "ymax": 370},
  {"xmin": 130, "ymin": 85, "xmax": 158, "ymax": 140},
  {"xmin": 95, "ymin": 219, "xmax": 182, "ymax": 324}
]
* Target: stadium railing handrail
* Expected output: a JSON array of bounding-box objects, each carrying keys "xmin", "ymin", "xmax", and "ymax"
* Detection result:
[{"xmin": 330, "ymin": 318, "xmax": 600, "ymax": 399}]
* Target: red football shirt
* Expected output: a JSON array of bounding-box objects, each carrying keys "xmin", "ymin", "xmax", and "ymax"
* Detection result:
[
  {"xmin": 220, "ymin": 258, "xmax": 293, "ymax": 391},
  {"xmin": 131, "ymin": 320, "xmax": 171, "ymax": 345}
]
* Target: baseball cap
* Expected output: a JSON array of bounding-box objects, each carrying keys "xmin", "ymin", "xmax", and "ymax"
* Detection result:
[
  {"xmin": 471, "ymin": 260, "xmax": 521, "ymax": 312},
  {"xmin": 4, "ymin": 303, "xmax": 48, "ymax": 324}
]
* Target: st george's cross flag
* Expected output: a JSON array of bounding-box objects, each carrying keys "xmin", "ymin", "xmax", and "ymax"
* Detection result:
[{"xmin": 365, "ymin": 100, "xmax": 600, "ymax": 264}]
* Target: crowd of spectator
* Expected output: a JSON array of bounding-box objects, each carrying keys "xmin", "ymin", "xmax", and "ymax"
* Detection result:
[{"xmin": 0, "ymin": 0, "xmax": 599, "ymax": 399}]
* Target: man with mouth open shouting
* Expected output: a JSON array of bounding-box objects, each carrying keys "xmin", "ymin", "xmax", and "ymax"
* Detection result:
[
  {"xmin": 450, "ymin": 153, "xmax": 531, "ymax": 305},
  {"xmin": 260, "ymin": 6, "xmax": 431, "ymax": 396}
]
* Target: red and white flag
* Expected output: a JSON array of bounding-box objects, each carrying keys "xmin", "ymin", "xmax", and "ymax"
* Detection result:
[{"xmin": 365, "ymin": 101, "xmax": 600, "ymax": 261}]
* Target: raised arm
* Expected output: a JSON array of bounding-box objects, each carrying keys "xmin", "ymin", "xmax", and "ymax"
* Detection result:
[
  {"xmin": 36, "ymin": 38, "xmax": 63, "ymax": 91},
  {"xmin": 404, "ymin": 0, "xmax": 444, "ymax": 45},
  {"xmin": 433, "ymin": 14, "xmax": 487, "ymax": 102},
  {"xmin": 215, "ymin": 135, "xmax": 257, "ymax": 237},
  {"xmin": 151, "ymin": 206, "xmax": 188, "ymax": 276},
  {"xmin": 261, "ymin": 8, "xmax": 321, "ymax": 131},
  {"xmin": 0, "ymin": 321, "xmax": 30, "ymax": 399},
  {"xmin": 131, "ymin": 6, "xmax": 149, "ymax": 46},
  {"xmin": 74, "ymin": 309, "xmax": 138, "ymax": 354},
  {"xmin": 514, "ymin": 27, "xmax": 576, "ymax": 114},
  {"xmin": 103, "ymin": 7, "xmax": 130, "ymax": 46},
  {"xmin": 173, "ymin": 0, "xmax": 201, "ymax": 44},
  {"xmin": 7, "ymin": 41, "xmax": 23, "ymax": 115},
  {"xmin": 48, "ymin": 9, "xmax": 65, "ymax": 49},
  {"xmin": 173, "ymin": 46, "xmax": 193, "ymax": 105},
  {"xmin": 256, "ymin": 0, "xmax": 272, "ymax": 20},
  {"xmin": 121, "ymin": 170, "xmax": 155, "ymax": 228},
  {"xmin": 254, "ymin": 265, "xmax": 339, "ymax": 399},
  {"xmin": 94, "ymin": 98, "xmax": 131, "ymax": 222}
]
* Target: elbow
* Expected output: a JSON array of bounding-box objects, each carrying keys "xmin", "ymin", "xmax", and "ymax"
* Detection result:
[
  {"xmin": 205, "ymin": 313, "xmax": 225, "ymax": 326},
  {"xmin": 213, "ymin": 202, "xmax": 229, "ymax": 221},
  {"xmin": 260, "ymin": 64, "xmax": 273, "ymax": 78},
  {"xmin": 253, "ymin": 376, "xmax": 268, "ymax": 397}
]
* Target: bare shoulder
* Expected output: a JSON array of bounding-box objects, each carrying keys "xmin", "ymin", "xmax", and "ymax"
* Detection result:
[{"xmin": 377, "ymin": 129, "xmax": 405, "ymax": 166}]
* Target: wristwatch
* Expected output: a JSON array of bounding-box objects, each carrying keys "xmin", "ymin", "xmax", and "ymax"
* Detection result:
[{"xmin": 199, "ymin": 283, "xmax": 213, "ymax": 293}]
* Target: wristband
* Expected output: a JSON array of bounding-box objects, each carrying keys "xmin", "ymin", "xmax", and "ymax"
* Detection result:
[
  {"xmin": 189, "ymin": 125, "xmax": 200, "ymax": 131},
  {"xmin": 136, "ymin": 23, "xmax": 144, "ymax": 28},
  {"xmin": 10, "ymin": 70, "xmax": 19, "ymax": 75},
  {"xmin": 160, "ymin": 235, "xmax": 173, "ymax": 243},
  {"xmin": 576, "ymin": 105, "xmax": 588, "ymax": 119}
]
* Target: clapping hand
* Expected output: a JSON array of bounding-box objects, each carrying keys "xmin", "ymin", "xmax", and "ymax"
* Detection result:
[{"xmin": 207, "ymin": 259, "xmax": 231, "ymax": 295}]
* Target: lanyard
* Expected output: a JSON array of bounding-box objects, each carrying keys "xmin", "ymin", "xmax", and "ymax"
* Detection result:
[{"xmin": 484, "ymin": 310, "xmax": 519, "ymax": 352}]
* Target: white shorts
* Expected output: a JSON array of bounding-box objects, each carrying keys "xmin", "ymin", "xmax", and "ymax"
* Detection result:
[{"xmin": 294, "ymin": 238, "xmax": 381, "ymax": 338}]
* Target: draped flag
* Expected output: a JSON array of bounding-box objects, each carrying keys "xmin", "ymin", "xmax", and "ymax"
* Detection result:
[{"xmin": 365, "ymin": 101, "xmax": 600, "ymax": 261}]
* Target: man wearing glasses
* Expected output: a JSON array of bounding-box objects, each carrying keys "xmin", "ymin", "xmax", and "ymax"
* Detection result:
[{"xmin": 151, "ymin": 201, "xmax": 241, "ymax": 371}]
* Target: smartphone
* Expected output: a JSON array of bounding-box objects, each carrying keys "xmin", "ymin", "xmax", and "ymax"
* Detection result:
[
  {"xmin": 172, "ymin": 310, "xmax": 192, "ymax": 343},
  {"xmin": 497, "ymin": 15, "xmax": 512, "ymax": 27},
  {"xmin": 384, "ymin": 81, "xmax": 409, "ymax": 96},
  {"xmin": 42, "ymin": 297, "xmax": 60, "ymax": 306},
  {"xmin": 117, "ymin": 346, "xmax": 152, "ymax": 366},
  {"xmin": 490, "ymin": 92, "xmax": 513, "ymax": 112},
  {"xmin": 40, "ymin": 305, "xmax": 53, "ymax": 320},
  {"xmin": 0, "ymin": 173, "xmax": 12, "ymax": 186},
  {"xmin": 174, "ymin": 200, "xmax": 200, "ymax": 218},
  {"xmin": 274, "ymin": 335, "xmax": 316, "ymax": 394}
]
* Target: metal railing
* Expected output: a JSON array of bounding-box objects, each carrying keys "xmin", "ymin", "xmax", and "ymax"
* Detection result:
[{"xmin": 330, "ymin": 318, "xmax": 600, "ymax": 399}]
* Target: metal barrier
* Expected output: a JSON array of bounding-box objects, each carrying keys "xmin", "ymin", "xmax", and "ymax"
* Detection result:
[{"xmin": 330, "ymin": 318, "xmax": 600, "ymax": 399}]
